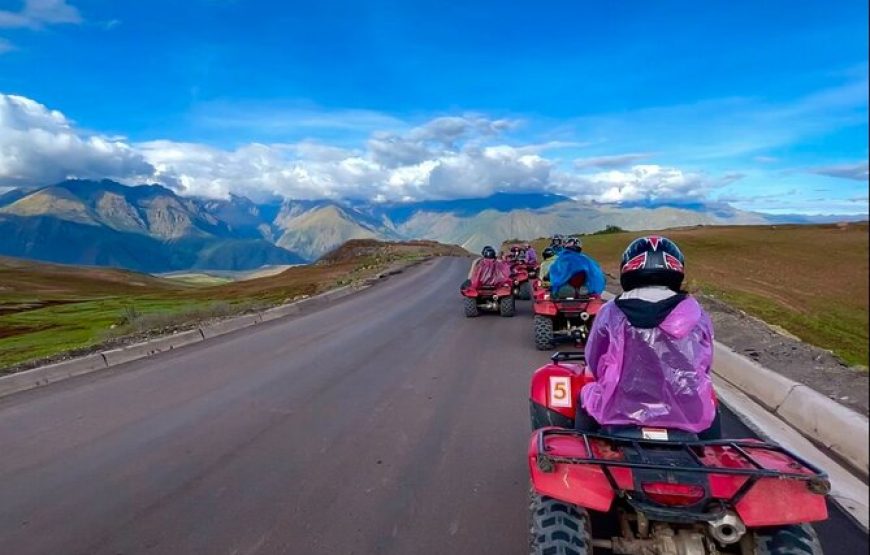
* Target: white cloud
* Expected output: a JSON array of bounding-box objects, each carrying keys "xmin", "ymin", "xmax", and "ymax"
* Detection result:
[
  {"xmin": 808, "ymin": 161, "xmax": 869, "ymax": 181},
  {"xmin": 0, "ymin": 93, "xmax": 764, "ymax": 205},
  {"xmin": 574, "ymin": 152, "xmax": 653, "ymax": 169},
  {"xmin": 0, "ymin": 0, "xmax": 82, "ymax": 29},
  {"xmin": 553, "ymin": 165, "xmax": 722, "ymax": 204},
  {"xmin": 0, "ymin": 94, "xmax": 154, "ymax": 187}
]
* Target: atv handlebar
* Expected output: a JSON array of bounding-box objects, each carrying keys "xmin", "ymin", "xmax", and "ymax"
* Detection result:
[{"xmin": 551, "ymin": 351, "xmax": 586, "ymax": 363}]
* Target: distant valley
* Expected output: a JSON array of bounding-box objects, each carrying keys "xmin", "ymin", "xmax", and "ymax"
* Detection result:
[{"xmin": 0, "ymin": 179, "xmax": 865, "ymax": 272}]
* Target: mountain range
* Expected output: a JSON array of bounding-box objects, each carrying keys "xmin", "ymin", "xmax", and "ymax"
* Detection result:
[{"xmin": 0, "ymin": 180, "xmax": 865, "ymax": 272}]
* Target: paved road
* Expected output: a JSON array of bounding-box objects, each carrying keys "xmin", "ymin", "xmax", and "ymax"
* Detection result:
[{"xmin": 0, "ymin": 257, "xmax": 865, "ymax": 554}]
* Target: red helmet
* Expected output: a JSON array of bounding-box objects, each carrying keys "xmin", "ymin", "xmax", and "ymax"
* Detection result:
[{"xmin": 619, "ymin": 235, "xmax": 685, "ymax": 292}]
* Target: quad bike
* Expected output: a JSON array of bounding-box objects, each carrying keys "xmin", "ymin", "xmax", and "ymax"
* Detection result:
[
  {"xmin": 460, "ymin": 279, "xmax": 516, "ymax": 318},
  {"xmin": 532, "ymin": 277, "xmax": 605, "ymax": 350},
  {"xmin": 528, "ymin": 352, "xmax": 829, "ymax": 555}
]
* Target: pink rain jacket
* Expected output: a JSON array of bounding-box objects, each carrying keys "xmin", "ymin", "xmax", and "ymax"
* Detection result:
[
  {"xmin": 470, "ymin": 258, "xmax": 511, "ymax": 289},
  {"xmin": 581, "ymin": 294, "xmax": 716, "ymax": 433}
]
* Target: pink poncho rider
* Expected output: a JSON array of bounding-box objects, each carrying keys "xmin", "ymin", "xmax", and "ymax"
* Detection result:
[{"xmin": 579, "ymin": 236, "xmax": 720, "ymax": 438}]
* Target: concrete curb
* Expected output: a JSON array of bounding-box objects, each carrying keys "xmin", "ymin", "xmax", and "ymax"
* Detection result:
[
  {"xmin": 0, "ymin": 261, "xmax": 424, "ymax": 400},
  {"xmin": 712, "ymin": 344, "xmax": 799, "ymax": 412},
  {"xmin": 0, "ymin": 353, "xmax": 108, "ymax": 397},
  {"xmin": 102, "ymin": 329, "xmax": 205, "ymax": 366},
  {"xmin": 713, "ymin": 343, "xmax": 869, "ymax": 478}
]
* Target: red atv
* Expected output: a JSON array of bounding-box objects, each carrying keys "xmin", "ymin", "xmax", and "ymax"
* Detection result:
[
  {"xmin": 461, "ymin": 279, "xmax": 516, "ymax": 318},
  {"xmin": 532, "ymin": 277, "xmax": 605, "ymax": 350},
  {"xmin": 528, "ymin": 352, "xmax": 829, "ymax": 555},
  {"xmin": 510, "ymin": 261, "xmax": 534, "ymax": 300}
]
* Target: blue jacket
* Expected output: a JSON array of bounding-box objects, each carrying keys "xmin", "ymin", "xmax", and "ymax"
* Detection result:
[{"xmin": 548, "ymin": 251, "xmax": 606, "ymax": 295}]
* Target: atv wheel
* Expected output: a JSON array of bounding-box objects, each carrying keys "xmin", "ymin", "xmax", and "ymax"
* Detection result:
[
  {"xmin": 519, "ymin": 281, "xmax": 533, "ymax": 300},
  {"xmin": 499, "ymin": 296, "xmax": 516, "ymax": 317},
  {"xmin": 530, "ymin": 493, "xmax": 592, "ymax": 555},
  {"xmin": 534, "ymin": 315, "xmax": 555, "ymax": 351},
  {"xmin": 463, "ymin": 297, "xmax": 480, "ymax": 318},
  {"xmin": 751, "ymin": 524, "xmax": 822, "ymax": 555}
]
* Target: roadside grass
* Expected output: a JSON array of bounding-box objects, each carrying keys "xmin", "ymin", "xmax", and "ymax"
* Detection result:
[
  {"xmin": 0, "ymin": 241, "xmax": 466, "ymax": 371},
  {"xmin": 532, "ymin": 223, "xmax": 869, "ymax": 367},
  {"xmin": 0, "ymin": 297, "xmax": 196, "ymax": 367}
]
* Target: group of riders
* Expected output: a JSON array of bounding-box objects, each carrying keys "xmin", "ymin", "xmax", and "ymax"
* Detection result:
[{"xmin": 465, "ymin": 233, "xmax": 720, "ymax": 439}]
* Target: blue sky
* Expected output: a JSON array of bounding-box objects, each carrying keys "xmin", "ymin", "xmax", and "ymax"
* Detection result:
[{"xmin": 0, "ymin": 0, "xmax": 867, "ymax": 213}]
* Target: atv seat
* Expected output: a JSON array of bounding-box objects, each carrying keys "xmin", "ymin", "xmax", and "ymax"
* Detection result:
[{"xmin": 553, "ymin": 272, "xmax": 590, "ymax": 300}]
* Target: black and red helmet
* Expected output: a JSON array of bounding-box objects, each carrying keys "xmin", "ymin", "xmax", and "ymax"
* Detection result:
[{"xmin": 619, "ymin": 235, "xmax": 685, "ymax": 292}]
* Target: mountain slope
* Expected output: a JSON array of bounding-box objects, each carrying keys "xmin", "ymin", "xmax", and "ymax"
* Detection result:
[
  {"xmin": 3, "ymin": 180, "xmax": 864, "ymax": 271},
  {"xmin": 0, "ymin": 214, "xmax": 303, "ymax": 272},
  {"xmin": 394, "ymin": 200, "xmax": 769, "ymax": 253},
  {"xmin": 274, "ymin": 203, "xmax": 395, "ymax": 261},
  {"xmin": 0, "ymin": 181, "xmax": 304, "ymax": 271}
]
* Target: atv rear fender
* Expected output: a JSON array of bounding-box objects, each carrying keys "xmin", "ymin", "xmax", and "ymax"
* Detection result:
[{"xmin": 529, "ymin": 353, "xmax": 594, "ymax": 423}]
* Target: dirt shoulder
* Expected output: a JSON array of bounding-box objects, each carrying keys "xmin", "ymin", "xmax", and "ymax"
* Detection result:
[{"xmin": 604, "ymin": 279, "xmax": 869, "ymax": 416}]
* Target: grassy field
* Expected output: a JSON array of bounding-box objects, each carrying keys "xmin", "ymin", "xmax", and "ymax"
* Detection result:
[
  {"xmin": 0, "ymin": 240, "xmax": 467, "ymax": 371},
  {"xmin": 532, "ymin": 223, "xmax": 869, "ymax": 367}
]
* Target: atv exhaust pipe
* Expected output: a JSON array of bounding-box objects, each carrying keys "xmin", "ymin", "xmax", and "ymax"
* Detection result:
[
  {"xmin": 579, "ymin": 311, "xmax": 590, "ymax": 321},
  {"xmin": 708, "ymin": 512, "xmax": 746, "ymax": 545}
]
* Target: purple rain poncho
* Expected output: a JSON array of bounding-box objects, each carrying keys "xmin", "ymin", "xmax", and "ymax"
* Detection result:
[
  {"xmin": 525, "ymin": 247, "xmax": 538, "ymax": 266},
  {"xmin": 581, "ymin": 294, "xmax": 716, "ymax": 433},
  {"xmin": 470, "ymin": 258, "xmax": 511, "ymax": 288}
]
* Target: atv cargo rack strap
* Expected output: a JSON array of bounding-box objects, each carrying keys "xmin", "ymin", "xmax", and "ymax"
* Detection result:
[{"xmin": 535, "ymin": 428, "xmax": 829, "ymax": 485}]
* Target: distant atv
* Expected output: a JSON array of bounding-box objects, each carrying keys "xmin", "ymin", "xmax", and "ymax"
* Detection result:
[
  {"xmin": 532, "ymin": 276, "xmax": 604, "ymax": 350},
  {"xmin": 528, "ymin": 352, "xmax": 829, "ymax": 555},
  {"xmin": 461, "ymin": 279, "xmax": 516, "ymax": 317},
  {"xmin": 510, "ymin": 262, "xmax": 534, "ymax": 301}
]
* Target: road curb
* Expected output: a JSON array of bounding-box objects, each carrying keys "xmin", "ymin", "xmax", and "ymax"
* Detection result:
[
  {"xmin": 102, "ymin": 329, "xmax": 206, "ymax": 366},
  {"xmin": 713, "ymin": 343, "xmax": 869, "ymax": 479},
  {"xmin": 0, "ymin": 261, "xmax": 426, "ymax": 400},
  {"xmin": 712, "ymin": 344, "xmax": 798, "ymax": 412},
  {"xmin": 0, "ymin": 353, "xmax": 108, "ymax": 397}
]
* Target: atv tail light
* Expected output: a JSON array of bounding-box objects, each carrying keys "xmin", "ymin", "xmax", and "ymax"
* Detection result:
[{"xmin": 642, "ymin": 482, "xmax": 706, "ymax": 507}]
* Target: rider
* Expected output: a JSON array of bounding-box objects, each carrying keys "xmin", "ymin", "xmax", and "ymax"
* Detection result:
[
  {"xmin": 547, "ymin": 237, "xmax": 606, "ymax": 298},
  {"xmin": 539, "ymin": 247, "xmax": 556, "ymax": 283},
  {"xmin": 579, "ymin": 236, "xmax": 719, "ymax": 438},
  {"xmin": 524, "ymin": 243, "xmax": 538, "ymax": 266},
  {"xmin": 463, "ymin": 246, "xmax": 508, "ymax": 289},
  {"xmin": 549, "ymin": 234, "xmax": 565, "ymax": 254}
]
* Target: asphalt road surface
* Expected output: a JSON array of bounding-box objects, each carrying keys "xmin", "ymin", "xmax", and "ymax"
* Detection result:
[{"xmin": 0, "ymin": 257, "xmax": 866, "ymax": 555}]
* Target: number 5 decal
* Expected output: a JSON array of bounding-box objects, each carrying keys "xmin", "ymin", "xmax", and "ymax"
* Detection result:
[{"xmin": 549, "ymin": 376, "xmax": 572, "ymax": 408}]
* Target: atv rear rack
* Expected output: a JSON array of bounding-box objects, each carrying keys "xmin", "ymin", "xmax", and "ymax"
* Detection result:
[{"xmin": 535, "ymin": 428, "xmax": 830, "ymax": 498}]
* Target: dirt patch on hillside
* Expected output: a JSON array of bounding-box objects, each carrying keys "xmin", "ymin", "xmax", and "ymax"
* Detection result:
[{"xmin": 318, "ymin": 239, "xmax": 469, "ymax": 264}]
